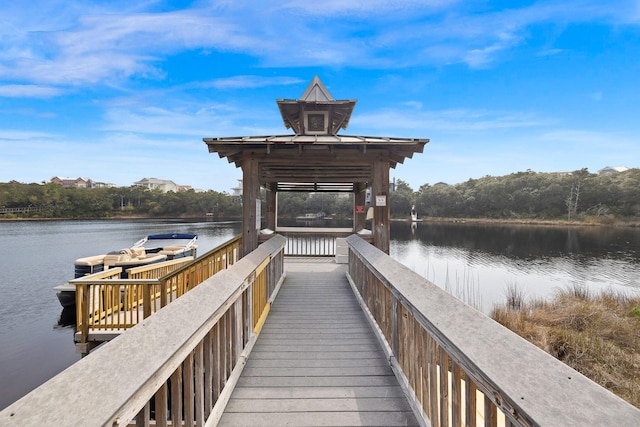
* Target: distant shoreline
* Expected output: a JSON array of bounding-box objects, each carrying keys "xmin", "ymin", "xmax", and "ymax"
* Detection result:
[
  {"xmin": 2, "ymin": 214, "xmax": 639, "ymax": 228},
  {"xmin": 394, "ymin": 216, "xmax": 640, "ymax": 228}
]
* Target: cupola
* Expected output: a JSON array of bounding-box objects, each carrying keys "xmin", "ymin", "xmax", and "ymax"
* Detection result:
[{"xmin": 276, "ymin": 76, "xmax": 357, "ymax": 136}]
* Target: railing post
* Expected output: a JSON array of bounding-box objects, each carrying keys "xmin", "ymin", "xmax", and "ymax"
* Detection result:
[
  {"xmin": 79, "ymin": 283, "xmax": 90, "ymax": 348},
  {"xmin": 143, "ymin": 283, "xmax": 152, "ymax": 318},
  {"xmin": 245, "ymin": 284, "xmax": 253, "ymax": 342},
  {"xmin": 392, "ymin": 294, "xmax": 399, "ymax": 357}
]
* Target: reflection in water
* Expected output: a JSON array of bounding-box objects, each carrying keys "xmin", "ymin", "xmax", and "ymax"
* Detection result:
[
  {"xmin": 390, "ymin": 222, "xmax": 640, "ymax": 314},
  {"xmin": 57, "ymin": 306, "xmax": 76, "ymax": 327}
]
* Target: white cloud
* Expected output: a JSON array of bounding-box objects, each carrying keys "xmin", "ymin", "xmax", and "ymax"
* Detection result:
[
  {"xmin": 199, "ymin": 75, "xmax": 304, "ymax": 90},
  {"xmin": 0, "ymin": 84, "xmax": 66, "ymax": 98},
  {"xmin": 0, "ymin": 129, "xmax": 57, "ymax": 140},
  {"xmin": 2, "ymin": 0, "xmax": 639, "ymax": 89},
  {"xmin": 541, "ymin": 129, "xmax": 615, "ymax": 144},
  {"xmin": 352, "ymin": 108, "xmax": 544, "ymax": 135}
]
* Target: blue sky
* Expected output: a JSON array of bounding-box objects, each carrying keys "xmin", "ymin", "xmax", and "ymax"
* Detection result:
[{"xmin": 1, "ymin": 1, "xmax": 639, "ymax": 193}]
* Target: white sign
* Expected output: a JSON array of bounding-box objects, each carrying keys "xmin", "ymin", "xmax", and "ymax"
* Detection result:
[
  {"xmin": 375, "ymin": 195, "xmax": 387, "ymax": 207},
  {"xmin": 256, "ymin": 200, "xmax": 261, "ymax": 229}
]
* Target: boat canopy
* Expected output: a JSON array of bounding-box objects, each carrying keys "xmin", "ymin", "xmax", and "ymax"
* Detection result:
[
  {"xmin": 147, "ymin": 233, "xmax": 198, "ymax": 240},
  {"xmin": 132, "ymin": 233, "xmax": 198, "ymax": 249}
]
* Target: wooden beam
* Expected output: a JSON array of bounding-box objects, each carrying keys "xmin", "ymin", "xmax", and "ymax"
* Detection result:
[
  {"xmin": 242, "ymin": 153, "xmax": 260, "ymax": 256},
  {"xmin": 372, "ymin": 159, "xmax": 390, "ymax": 253},
  {"xmin": 354, "ymin": 186, "xmax": 367, "ymax": 232},
  {"xmin": 266, "ymin": 185, "xmax": 276, "ymax": 231}
]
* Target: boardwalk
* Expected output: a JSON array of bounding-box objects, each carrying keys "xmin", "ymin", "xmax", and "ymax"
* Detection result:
[{"xmin": 219, "ymin": 259, "xmax": 419, "ymax": 426}]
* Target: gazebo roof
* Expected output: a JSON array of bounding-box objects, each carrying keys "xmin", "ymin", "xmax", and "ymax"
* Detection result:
[
  {"xmin": 203, "ymin": 76, "xmax": 429, "ymax": 192},
  {"xmin": 204, "ymin": 134, "xmax": 428, "ymax": 169},
  {"xmin": 204, "ymin": 134, "xmax": 428, "ymax": 192},
  {"xmin": 276, "ymin": 76, "xmax": 357, "ymax": 135}
]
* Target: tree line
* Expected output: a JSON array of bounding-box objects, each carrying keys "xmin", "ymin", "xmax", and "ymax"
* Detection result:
[
  {"xmin": 1, "ymin": 168, "xmax": 639, "ymax": 221},
  {"xmin": 0, "ymin": 181, "xmax": 242, "ymax": 219},
  {"xmin": 406, "ymin": 168, "xmax": 639, "ymax": 221}
]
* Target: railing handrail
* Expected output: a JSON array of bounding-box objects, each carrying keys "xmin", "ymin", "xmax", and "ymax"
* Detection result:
[
  {"xmin": 160, "ymin": 235, "xmax": 242, "ymax": 279},
  {"xmin": 126, "ymin": 256, "xmax": 194, "ymax": 278},
  {"xmin": 346, "ymin": 234, "xmax": 640, "ymax": 426},
  {"xmin": 71, "ymin": 267, "xmax": 124, "ymax": 281},
  {"xmin": 0, "ymin": 235, "xmax": 286, "ymax": 427}
]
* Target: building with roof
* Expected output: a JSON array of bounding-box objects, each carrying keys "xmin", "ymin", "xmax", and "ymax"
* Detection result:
[
  {"xmin": 133, "ymin": 178, "xmax": 181, "ymax": 192},
  {"xmin": 50, "ymin": 176, "xmax": 116, "ymax": 188},
  {"xmin": 598, "ymin": 166, "xmax": 629, "ymax": 175},
  {"xmin": 204, "ymin": 76, "xmax": 428, "ymax": 255}
]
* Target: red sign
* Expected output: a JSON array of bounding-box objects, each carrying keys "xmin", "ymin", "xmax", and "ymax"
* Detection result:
[{"xmin": 355, "ymin": 205, "xmax": 365, "ymax": 214}]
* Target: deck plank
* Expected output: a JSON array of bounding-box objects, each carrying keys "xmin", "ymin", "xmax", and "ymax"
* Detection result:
[{"xmin": 218, "ymin": 261, "xmax": 419, "ymax": 426}]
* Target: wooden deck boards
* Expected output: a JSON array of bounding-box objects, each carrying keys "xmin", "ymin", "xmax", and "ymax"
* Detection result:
[{"xmin": 219, "ymin": 260, "xmax": 419, "ymax": 426}]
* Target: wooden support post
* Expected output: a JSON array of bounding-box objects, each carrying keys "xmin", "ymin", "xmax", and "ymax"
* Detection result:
[
  {"xmin": 242, "ymin": 153, "xmax": 260, "ymax": 256},
  {"xmin": 372, "ymin": 159, "xmax": 390, "ymax": 253},
  {"xmin": 266, "ymin": 184, "xmax": 277, "ymax": 231},
  {"xmin": 354, "ymin": 185, "xmax": 366, "ymax": 232}
]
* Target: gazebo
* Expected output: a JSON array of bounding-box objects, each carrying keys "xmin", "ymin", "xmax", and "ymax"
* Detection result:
[{"xmin": 204, "ymin": 76, "xmax": 428, "ymax": 256}]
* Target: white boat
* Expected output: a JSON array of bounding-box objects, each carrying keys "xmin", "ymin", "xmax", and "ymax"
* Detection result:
[
  {"xmin": 296, "ymin": 211, "xmax": 327, "ymax": 220},
  {"xmin": 410, "ymin": 205, "xmax": 422, "ymax": 222},
  {"xmin": 54, "ymin": 233, "xmax": 198, "ymax": 308}
]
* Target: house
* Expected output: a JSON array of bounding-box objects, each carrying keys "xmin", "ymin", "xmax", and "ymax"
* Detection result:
[
  {"xmin": 598, "ymin": 166, "xmax": 629, "ymax": 175},
  {"xmin": 134, "ymin": 178, "xmax": 181, "ymax": 193},
  {"xmin": 50, "ymin": 176, "xmax": 91, "ymax": 188}
]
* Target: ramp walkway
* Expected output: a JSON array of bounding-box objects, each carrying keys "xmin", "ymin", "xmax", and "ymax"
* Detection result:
[{"xmin": 219, "ymin": 259, "xmax": 419, "ymax": 426}]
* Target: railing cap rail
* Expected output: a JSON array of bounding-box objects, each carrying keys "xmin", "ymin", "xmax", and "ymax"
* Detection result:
[
  {"xmin": 346, "ymin": 234, "xmax": 640, "ymax": 426},
  {"xmin": 126, "ymin": 256, "xmax": 193, "ymax": 275}
]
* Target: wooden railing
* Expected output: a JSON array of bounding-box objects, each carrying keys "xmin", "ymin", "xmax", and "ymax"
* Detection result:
[
  {"xmin": 73, "ymin": 236, "xmax": 242, "ymax": 352},
  {"xmin": 345, "ymin": 234, "xmax": 640, "ymax": 427},
  {"xmin": 0, "ymin": 205, "xmax": 45, "ymax": 214},
  {"xmin": 275, "ymin": 229, "xmax": 352, "ymax": 256},
  {"xmin": 1, "ymin": 235, "xmax": 286, "ymax": 427}
]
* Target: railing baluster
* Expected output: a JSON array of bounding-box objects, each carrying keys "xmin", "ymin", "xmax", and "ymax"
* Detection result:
[
  {"xmin": 156, "ymin": 382, "xmax": 168, "ymax": 427},
  {"xmin": 429, "ymin": 336, "xmax": 439, "ymax": 427},
  {"xmin": 452, "ymin": 362, "xmax": 462, "ymax": 427},
  {"xmin": 466, "ymin": 375, "xmax": 477, "ymax": 427},
  {"xmin": 135, "ymin": 402, "xmax": 150, "ymax": 427},
  {"xmin": 204, "ymin": 330, "xmax": 213, "ymax": 418},
  {"xmin": 195, "ymin": 341, "xmax": 205, "ymax": 426},
  {"xmin": 184, "ymin": 352, "xmax": 194, "ymax": 426},
  {"xmin": 213, "ymin": 321, "xmax": 221, "ymax": 401},
  {"xmin": 484, "ymin": 394, "xmax": 497, "ymax": 427},
  {"xmin": 170, "ymin": 365, "xmax": 182, "ymax": 427}
]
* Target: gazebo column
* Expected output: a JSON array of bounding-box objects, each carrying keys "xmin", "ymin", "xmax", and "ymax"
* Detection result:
[
  {"xmin": 372, "ymin": 159, "xmax": 390, "ymax": 253},
  {"xmin": 266, "ymin": 184, "xmax": 277, "ymax": 231},
  {"xmin": 354, "ymin": 185, "xmax": 367, "ymax": 232},
  {"xmin": 241, "ymin": 153, "xmax": 260, "ymax": 256}
]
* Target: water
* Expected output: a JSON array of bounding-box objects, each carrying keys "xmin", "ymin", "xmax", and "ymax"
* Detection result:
[
  {"xmin": 1, "ymin": 219, "xmax": 639, "ymax": 410},
  {"xmin": 390, "ymin": 222, "xmax": 640, "ymax": 313}
]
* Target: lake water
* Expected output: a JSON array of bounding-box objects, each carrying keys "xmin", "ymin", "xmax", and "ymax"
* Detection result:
[
  {"xmin": 391, "ymin": 222, "xmax": 640, "ymax": 313},
  {"xmin": 1, "ymin": 219, "xmax": 639, "ymax": 410}
]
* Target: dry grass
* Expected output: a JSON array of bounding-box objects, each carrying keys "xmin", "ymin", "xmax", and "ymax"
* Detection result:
[{"xmin": 491, "ymin": 285, "xmax": 640, "ymax": 408}]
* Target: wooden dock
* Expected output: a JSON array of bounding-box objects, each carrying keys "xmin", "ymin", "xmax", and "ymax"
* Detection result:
[
  {"xmin": 219, "ymin": 259, "xmax": 419, "ymax": 426},
  {"xmin": 5, "ymin": 235, "xmax": 640, "ymax": 427}
]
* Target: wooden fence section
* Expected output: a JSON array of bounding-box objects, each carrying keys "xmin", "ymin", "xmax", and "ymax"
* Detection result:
[
  {"xmin": 275, "ymin": 229, "xmax": 352, "ymax": 256},
  {"xmin": 0, "ymin": 235, "xmax": 286, "ymax": 427},
  {"xmin": 345, "ymin": 235, "xmax": 640, "ymax": 427},
  {"xmin": 73, "ymin": 236, "xmax": 241, "ymax": 352},
  {"xmin": 0, "ymin": 206, "xmax": 45, "ymax": 214}
]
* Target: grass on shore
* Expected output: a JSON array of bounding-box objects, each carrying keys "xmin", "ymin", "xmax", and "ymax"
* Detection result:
[{"xmin": 491, "ymin": 284, "xmax": 640, "ymax": 408}]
